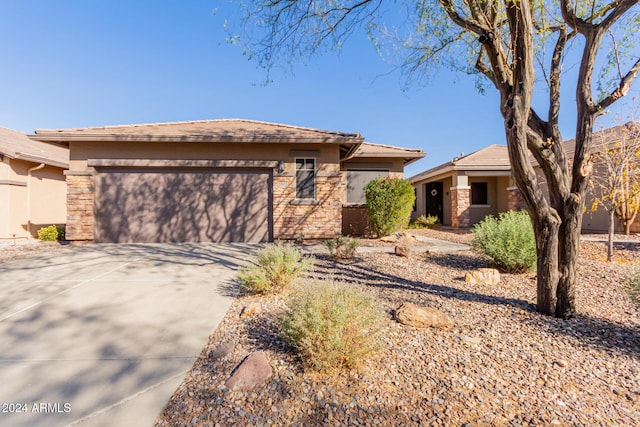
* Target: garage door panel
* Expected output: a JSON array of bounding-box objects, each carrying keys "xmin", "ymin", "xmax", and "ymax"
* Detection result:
[{"xmin": 95, "ymin": 168, "xmax": 271, "ymax": 243}]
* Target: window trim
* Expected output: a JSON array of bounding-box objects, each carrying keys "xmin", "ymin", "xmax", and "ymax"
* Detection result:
[
  {"xmin": 295, "ymin": 157, "xmax": 316, "ymax": 200},
  {"xmin": 470, "ymin": 182, "xmax": 488, "ymax": 205},
  {"xmin": 345, "ymin": 168, "xmax": 390, "ymax": 205}
]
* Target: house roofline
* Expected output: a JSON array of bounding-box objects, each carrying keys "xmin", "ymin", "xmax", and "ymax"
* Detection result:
[{"xmin": 31, "ymin": 118, "xmax": 364, "ymax": 146}]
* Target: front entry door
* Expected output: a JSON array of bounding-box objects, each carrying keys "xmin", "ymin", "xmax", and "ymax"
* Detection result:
[{"xmin": 425, "ymin": 182, "xmax": 444, "ymax": 224}]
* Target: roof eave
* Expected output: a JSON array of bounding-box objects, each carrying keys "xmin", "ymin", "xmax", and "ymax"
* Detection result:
[
  {"xmin": 12, "ymin": 152, "xmax": 69, "ymax": 169},
  {"xmin": 409, "ymin": 163, "xmax": 511, "ymax": 183},
  {"xmin": 30, "ymin": 134, "xmax": 362, "ymax": 145}
]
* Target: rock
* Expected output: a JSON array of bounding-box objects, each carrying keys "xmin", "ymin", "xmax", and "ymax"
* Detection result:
[
  {"xmin": 208, "ymin": 341, "xmax": 235, "ymax": 360},
  {"xmin": 225, "ymin": 351, "xmax": 273, "ymax": 391},
  {"xmin": 240, "ymin": 302, "xmax": 263, "ymax": 318},
  {"xmin": 394, "ymin": 303, "xmax": 453, "ymax": 330},
  {"xmin": 464, "ymin": 268, "xmax": 501, "ymax": 285},
  {"xmin": 395, "ymin": 245, "xmax": 412, "ymax": 257},
  {"xmin": 458, "ymin": 335, "xmax": 482, "ymax": 346},
  {"xmin": 380, "ymin": 234, "xmax": 401, "ymax": 243},
  {"xmin": 553, "ymin": 359, "xmax": 568, "ymax": 368},
  {"xmin": 381, "ymin": 232, "xmax": 417, "ymax": 243}
]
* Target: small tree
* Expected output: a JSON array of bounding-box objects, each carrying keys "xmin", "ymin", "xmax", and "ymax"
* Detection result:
[
  {"xmin": 231, "ymin": 0, "xmax": 640, "ymax": 318},
  {"xmin": 590, "ymin": 121, "xmax": 640, "ymax": 260},
  {"xmin": 365, "ymin": 177, "xmax": 415, "ymax": 237}
]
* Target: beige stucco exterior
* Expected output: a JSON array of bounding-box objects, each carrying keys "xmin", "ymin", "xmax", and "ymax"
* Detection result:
[
  {"xmin": 411, "ymin": 123, "xmax": 640, "ymax": 233},
  {"xmin": 339, "ymin": 158, "xmax": 407, "ymax": 235},
  {"xmin": 0, "ymin": 157, "xmax": 66, "ymax": 240},
  {"xmin": 34, "ymin": 120, "xmax": 424, "ymax": 243},
  {"xmin": 412, "ymin": 169, "xmax": 517, "ymax": 228},
  {"xmin": 65, "ymin": 141, "xmax": 347, "ymax": 241}
]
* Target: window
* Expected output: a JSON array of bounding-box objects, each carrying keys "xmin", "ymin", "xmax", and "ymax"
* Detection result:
[
  {"xmin": 346, "ymin": 169, "xmax": 389, "ymax": 204},
  {"xmin": 471, "ymin": 182, "xmax": 488, "ymax": 205},
  {"xmin": 295, "ymin": 158, "xmax": 316, "ymax": 199}
]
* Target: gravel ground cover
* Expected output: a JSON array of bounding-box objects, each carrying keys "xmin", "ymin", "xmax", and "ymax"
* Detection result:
[
  {"xmin": 155, "ymin": 230, "xmax": 640, "ymax": 427},
  {"xmin": 0, "ymin": 240, "xmax": 69, "ymax": 263}
]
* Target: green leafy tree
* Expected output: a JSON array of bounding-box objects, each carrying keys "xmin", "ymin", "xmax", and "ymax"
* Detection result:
[
  {"xmin": 365, "ymin": 177, "xmax": 415, "ymax": 237},
  {"xmin": 230, "ymin": 0, "xmax": 640, "ymax": 318}
]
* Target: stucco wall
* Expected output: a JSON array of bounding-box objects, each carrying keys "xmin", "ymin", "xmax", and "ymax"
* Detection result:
[
  {"xmin": 468, "ymin": 176, "xmax": 499, "ymax": 225},
  {"xmin": 340, "ymin": 158, "xmax": 405, "ymax": 235},
  {"xmin": 66, "ymin": 141, "xmax": 345, "ymax": 241},
  {"xmin": 411, "ymin": 175, "xmax": 452, "ymax": 225},
  {"xmin": 0, "ymin": 158, "xmax": 66, "ymax": 240},
  {"xmin": 534, "ymin": 162, "xmax": 640, "ymax": 233}
]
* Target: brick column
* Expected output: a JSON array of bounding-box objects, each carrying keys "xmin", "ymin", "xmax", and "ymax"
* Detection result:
[
  {"xmin": 506, "ymin": 186, "xmax": 524, "ymax": 211},
  {"xmin": 65, "ymin": 171, "xmax": 94, "ymax": 241},
  {"xmin": 451, "ymin": 186, "xmax": 471, "ymax": 229}
]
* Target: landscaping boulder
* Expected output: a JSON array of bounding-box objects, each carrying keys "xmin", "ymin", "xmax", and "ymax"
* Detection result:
[
  {"xmin": 394, "ymin": 303, "xmax": 453, "ymax": 330},
  {"xmin": 464, "ymin": 268, "xmax": 501, "ymax": 286},
  {"xmin": 240, "ymin": 302, "xmax": 263, "ymax": 318},
  {"xmin": 395, "ymin": 245, "xmax": 412, "ymax": 257},
  {"xmin": 208, "ymin": 341, "xmax": 236, "ymax": 360},
  {"xmin": 381, "ymin": 232, "xmax": 417, "ymax": 243},
  {"xmin": 225, "ymin": 351, "xmax": 272, "ymax": 391}
]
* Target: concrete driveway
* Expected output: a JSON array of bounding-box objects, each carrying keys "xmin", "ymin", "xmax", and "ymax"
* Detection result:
[{"xmin": 0, "ymin": 243, "xmax": 257, "ymax": 427}]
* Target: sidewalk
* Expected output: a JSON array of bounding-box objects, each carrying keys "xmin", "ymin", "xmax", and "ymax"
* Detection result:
[{"xmin": 302, "ymin": 234, "xmax": 470, "ymax": 255}]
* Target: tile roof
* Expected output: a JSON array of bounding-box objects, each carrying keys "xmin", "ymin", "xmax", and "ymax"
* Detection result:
[
  {"xmin": 31, "ymin": 119, "xmax": 364, "ymax": 145},
  {"xmin": 409, "ymin": 144, "xmax": 509, "ymax": 183},
  {"xmin": 350, "ymin": 142, "xmax": 425, "ymax": 165},
  {"xmin": 567, "ymin": 121, "xmax": 640, "ymax": 155},
  {"xmin": 0, "ymin": 126, "xmax": 68, "ymax": 168}
]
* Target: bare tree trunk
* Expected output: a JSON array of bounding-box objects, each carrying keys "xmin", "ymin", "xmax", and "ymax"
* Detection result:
[
  {"xmin": 532, "ymin": 212, "xmax": 560, "ymax": 315},
  {"xmin": 556, "ymin": 206, "xmax": 581, "ymax": 319},
  {"xmin": 608, "ymin": 208, "xmax": 615, "ymax": 261}
]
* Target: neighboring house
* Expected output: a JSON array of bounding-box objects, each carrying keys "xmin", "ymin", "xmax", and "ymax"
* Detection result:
[
  {"xmin": 410, "ymin": 144, "xmax": 520, "ymax": 228},
  {"xmin": 32, "ymin": 119, "xmax": 424, "ymax": 243},
  {"xmin": 0, "ymin": 127, "xmax": 69, "ymax": 240},
  {"xmin": 559, "ymin": 121, "xmax": 640, "ymax": 233},
  {"xmin": 411, "ymin": 122, "xmax": 640, "ymax": 233}
]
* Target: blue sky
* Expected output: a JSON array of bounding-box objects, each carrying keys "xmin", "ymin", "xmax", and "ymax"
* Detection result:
[{"xmin": 0, "ymin": 1, "xmax": 638, "ymax": 177}]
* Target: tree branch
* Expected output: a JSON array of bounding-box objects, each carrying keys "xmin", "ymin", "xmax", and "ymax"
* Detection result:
[
  {"xmin": 438, "ymin": 0, "xmax": 489, "ymax": 35},
  {"xmin": 559, "ymin": 0, "xmax": 596, "ymax": 33},
  {"xmin": 597, "ymin": 57, "xmax": 640, "ymax": 111}
]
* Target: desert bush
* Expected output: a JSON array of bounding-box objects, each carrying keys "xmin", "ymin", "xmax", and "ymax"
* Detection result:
[
  {"xmin": 626, "ymin": 270, "xmax": 640, "ymax": 305},
  {"xmin": 37, "ymin": 225, "xmax": 63, "ymax": 241},
  {"xmin": 409, "ymin": 214, "xmax": 439, "ymax": 229},
  {"xmin": 56, "ymin": 225, "xmax": 65, "ymax": 241},
  {"xmin": 238, "ymin": 242, "xmax": 313, "ymax": 294},
  {"xmin": 365, "ymin": 177, "xmax": 415, "ymax": 237},
  {"xmin": 323, "ymin": 236, "xmax": 360, "ymax": 260},
  {"xmin": 280, "ymin": 281, "xmax": 384, "ymax": 372},
  {"xmin": 472, "ymin": 210, "xmax": 536, "ymax": 273}
]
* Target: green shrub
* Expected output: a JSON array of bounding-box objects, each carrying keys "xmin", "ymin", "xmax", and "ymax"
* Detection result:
[
  {"xmin": 410, "ymin": 214, "xmax": 440, "ymax": 229},
  {"xmin": 56, "ymin": 225, "xmax": 65, "ymax": 241},
  {"xmin": 472, "ymin": 210, "xmax": 536, "ymax": 273},
  {"xmin": 626, "ymin": 270, "xmax": 640, "ymax": 305},
  {"xmin": 37, "ymin": 225, "xmax": 63, "ymax": 241},
  {"xmin": 280, "ymin": 281, "xmax": 384, "ymax": 372},
  {"xmin": 323, "ymin": 236, "xmax": 360, "ymax": 260},
  {"xmin": 365, "ymin": 177, "xmax": 415, "ymax": 237},
  {"xmin": 238, "ymin": 242, "xmax": 313, "ymax": 294}
]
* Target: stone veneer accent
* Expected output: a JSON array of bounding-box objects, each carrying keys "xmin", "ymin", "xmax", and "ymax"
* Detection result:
[
  {"xmin": 272, "ymin": 172, "xmax": 343, "ymax": 240},
  {"xmin": 451, "ymin": 187, "xmax": 471, "ymax": 229},
  {"xmin": 65, "ymin": 171, "xmax": 94, "ymax": 241},
  {"xmin": 65, "ymin": 167, "xmax": 344, "ymax": 242},
  {"xmin": 506, "ymin": 186, "xmax": 525, "ymax": 211}
]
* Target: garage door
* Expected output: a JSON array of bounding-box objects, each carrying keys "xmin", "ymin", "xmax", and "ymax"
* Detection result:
[{"xmin": 94, "ymin": 168, "xmax": 272, "ymax": 243}]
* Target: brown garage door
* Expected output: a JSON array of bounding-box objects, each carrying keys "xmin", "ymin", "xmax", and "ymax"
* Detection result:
[{"xmin": 94, "ymin": 168, "xmax": 272, "ymax": 243}]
